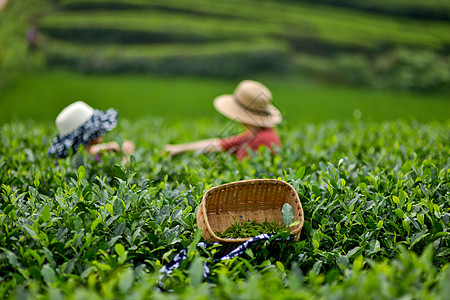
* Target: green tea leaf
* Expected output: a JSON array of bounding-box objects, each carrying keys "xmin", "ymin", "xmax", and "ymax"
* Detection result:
[
  {"xmin": 29, "ymin": 266, "xmax": 42, "ymax": 280},
  {"xmin": 392, "ymin": 196, "xmax": 400, "ymax": 204},
  {"xmin": 245, "ymin": 248, "xmax": 254, "ymax": 259},
  {"xmin": 282, "ymin": 203, "xmax": 294, "ymax": 226},
  {"xmin": 34, "ymin": 174, "xmax": 40, "ymax": 188},
  {"xmin": 80, "ymin": 267, "xmax": 94, "ymax": 280},
  {"xmin": 105, "ymin": 203, "xmax": 114, "ymax": 215},
  {"xmin": 5, "ymin": 250, "xmax": 19, "ymax": 267},
  {"xmin": 113, "ymin": 198, "xmax": 123, "ymax": 215},
  {"xmin": 91, "ymin": 218, "xmax": 102, "ymax": 232},
  {"xmin": 289, "ymin": 221, "xmax": 301, "ymax": 227},
  {"xmin": 377, "ymin": 220, "xmax": 383, "ymax": 228},
  {"xmin": 113, "ymin": 164, "xmax": 126, "ymax": 181},
  {"xmin": 42, "ymin": 205, "xmax": 50, "ymax": 222},
  {"xmin": 22, "ymin": 225, "xmax": 38, "ymax": 241},
  {"xmin": 296, "ymin": 167, "xmax": 306, "ymax": 180},
  {"xmin": 347, "ymin": 246, "xmax": 360, "ymax": 258},
  {"xmin": 395, "ymin": 208, "xmax": 404, "ymax": 219},
  {"xmin": 401, "ymin": 160, "xmax": 413, "ymax": 173},
  {"xmin": 353, "ymin": 256, "xmax": 364, "ymax": 271},
  {"xmin": 77, "ymin": 165, "xmax": 85, "ymax": 180},
  {"xmin": 402, "ymin": 220, "xmax": 411, "ymax": 235},
  {"xmin": 276, "ymin": 261, "xmax": 285, "ymax": 273},
  {"xmin": 312, "ymin": 239, "xmax": 320, "ymax": 249},
  {"xmin": 399, "ymin": 191, "xmax": 407, "ymax": 207},
  {"xmin": 129, "ymin": 192, "xmax": 138, "ymax": 207},
  {"xmin": 410, "ymin": 229, "xmax": 429, "ymax": 248},
  {"xmin": 189, "ymin": 255, "xmax": 203, "ymax": 287},
  {"xmin": 433, "ymin": 204, "xmax": 440, "ymax": 213},
  {"xmin": 130, "ymin": 155, "xmax": 136, "ymax": 166},
  {"xmin": 119, "ymin": 269, "xmax": 134, "ymax": 293},
  {"xmin": 407, "ymin": 203, "xmax": 412, "ymax": 212},
  {"xmin": 336, "ymin": 255, "xmax": 349, "ymax": 271},
  {"xmin": 115, "ymin": 244, "xmax": 125, "ymax": 258},
  {"xmin": 12, "ymin": 274, "xmax": 25, "ymax": 285},
  {"xmin": 162, "ymin": 249, "xmax": 177, "ymax": 262},
  {"xmin": 41, "ymin": 264, "xmax": 55, "ymax": 285},
  {"xmin": 311, "ymin": 260, "xmax": 323, "ymax": 275},
  {"xmin": 417, "ymin": 214, "xmax": 425, "ymax": 226},
  {"xmin": 74, "ymin": 216, "xmax": 83, "ymax": 231}
]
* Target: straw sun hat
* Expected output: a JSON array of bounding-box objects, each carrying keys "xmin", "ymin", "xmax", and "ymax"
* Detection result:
[
  {"xmin": 213, "ymin": 80, "xmax": 282, "ymax": 127},
  {"xmin": 47, "ymin": 101, "xmax": 118, "ymax": 158}
]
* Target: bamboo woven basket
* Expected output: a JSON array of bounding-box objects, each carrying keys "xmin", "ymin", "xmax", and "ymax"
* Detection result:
[{"xmin": 196, "ymin": 179, "xmax": 304, "ymax": 244}]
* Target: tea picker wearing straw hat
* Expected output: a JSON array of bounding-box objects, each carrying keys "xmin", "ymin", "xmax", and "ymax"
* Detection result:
[
  {"xmin": 47, "ymin": 101, "xmax": 135, "ymax": 159},
  {"xmin": 164, "ymin": 80, "xmax": 282, "ymax": 160}
]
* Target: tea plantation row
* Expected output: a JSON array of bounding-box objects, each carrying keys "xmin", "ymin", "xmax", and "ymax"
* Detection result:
[
  {"xmin": 1, "ymin": 118, "xmax": 449, "ymax": 298},
  {"xmin": 26, "ymin": 0, "xmax": 450, "ymax": 90},
  {"xmin": 2, "ymin": 0, "xmax": 450, "ymax": 90},
  {"xmin": 44, "ymin": 2, "xmax": 450, "ymax": 49},
  {"xmin": 291, "ymin": 0, "xmax": 450, "ymax": 20}
]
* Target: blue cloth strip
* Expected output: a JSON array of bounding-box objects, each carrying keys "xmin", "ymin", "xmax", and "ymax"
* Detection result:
[{"xmin": 158, "ymin": 233, "xmax": 292, "ymax": 289}]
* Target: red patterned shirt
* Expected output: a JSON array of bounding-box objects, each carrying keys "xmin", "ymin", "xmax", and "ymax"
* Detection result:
[{"xmin": 220, "ymin": 128, "xmax": 281, "ymax": 160}]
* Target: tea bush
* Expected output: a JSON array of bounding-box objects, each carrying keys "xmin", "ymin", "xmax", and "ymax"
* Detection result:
[
  {"xmin": 1, "ymin": 118, "xmax": 449, "ymax": 298},
  {"xmin": 43, "ymin": 39, "xmax": 289, "ymax": 76},
  {"xmin": 289, "ymin": 0, "xmax": 450, "ymax": 20},
  {"xmin": 295, "ymin": 48, "xmax": 450, "ymax": 91},
  {"xmin": 50, "ymin": 0, "xmax": 450, "ymax": 50},
  {"xmin": 38, "ymin": 10, "xmax": 270, "ymax": 44}
]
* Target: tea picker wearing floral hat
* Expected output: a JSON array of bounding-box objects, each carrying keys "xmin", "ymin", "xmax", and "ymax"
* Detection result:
[
  {"xmin": 164, "ymin": 80, "xmax": 282, "ymax": 160},
  {"xmin": 47, "ymin": 101, "xmax": 134, "ymax": 159}
]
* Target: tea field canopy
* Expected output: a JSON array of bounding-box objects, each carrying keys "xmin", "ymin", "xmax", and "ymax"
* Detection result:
[
  {"xmin": 0, "ymin": 71, "xmax": 449, "ymax": 125},
  {"xmin": 0, "ymin": 118, "xmax": 449, "ymax": 298}
]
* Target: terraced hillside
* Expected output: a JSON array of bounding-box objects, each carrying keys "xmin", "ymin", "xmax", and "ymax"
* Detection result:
[
  {"xmin": 36, "ymin": 0, "xmax": 450, "ymax": 85},
  {"xmin": 292, "ymin": 0, "xmax": 450, "ymax": 20}
]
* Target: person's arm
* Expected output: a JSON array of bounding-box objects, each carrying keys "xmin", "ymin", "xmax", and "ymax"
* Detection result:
[
  {"xmin": 121, "ymin": 140, "xmax": 135, "ymax": 155},
  {"xmin": 87, "ymin": 140, "xmax": 135, "ymax": 155},
  {"xmin": 164, "ymin": 138, "xmax": 223, "ymax": 156}
]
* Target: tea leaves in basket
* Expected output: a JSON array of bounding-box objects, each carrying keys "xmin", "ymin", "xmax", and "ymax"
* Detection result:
[{"xmin": 215, "ymin": 220, "xmax": 289, "ymax": 239}]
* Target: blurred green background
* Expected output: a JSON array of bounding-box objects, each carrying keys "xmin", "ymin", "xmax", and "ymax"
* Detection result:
[{"xmin": 1, "ymin": 0, "xmax": 449, "ymax": 125}]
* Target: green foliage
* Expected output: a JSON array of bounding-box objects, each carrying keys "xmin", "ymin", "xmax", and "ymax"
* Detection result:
[
  {"xmin": 2, "ymin": 0, "xmax": 450, "ymax": 89},
  {"xmin": 38, "ymin": 10, "xmax": 271, "ymax": 43},
  {"xmin": 373, "ymin": 48, "xmax": 450, "ymax": 91},
  {"xmin": 0, "ymin": 118, "xmax": 449, "ymax": 298},
  {"xmin": 62, "ymin": 0, "xmax": 450, "ymax": 22},
  {"xmin": 295, "ymin": 48, "xmax": 450, "ymax": 91},
  {"xmin": 42, "ymin": 3, "xmax": 450, "ymax": 49},
  {"xmin": 42, "ymin": 39, "xmax": 289, "ymax": 77},
  {"xmin": 26, "ymin": 0, "xmax": 450, "ymax": 89},
  {"xmin": 290, "ymin": 0, "xmax": 450, "ymax": 20}
]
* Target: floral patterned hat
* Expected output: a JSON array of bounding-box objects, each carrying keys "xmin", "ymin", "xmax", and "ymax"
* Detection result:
[{"xmin": 47, "ymin": 101, "xmax": 118, "ymax": 158}]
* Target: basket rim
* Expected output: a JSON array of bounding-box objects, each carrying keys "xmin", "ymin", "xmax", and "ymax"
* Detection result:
[{"xmin": 199, "ymin": 179, "xmax": 304, "ymax": 243}]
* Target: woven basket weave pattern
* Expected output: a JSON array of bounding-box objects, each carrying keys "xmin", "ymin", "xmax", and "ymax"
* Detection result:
[{"xmin": 197, "ymin": 179, "xmax": 304, "ymax": 244}]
